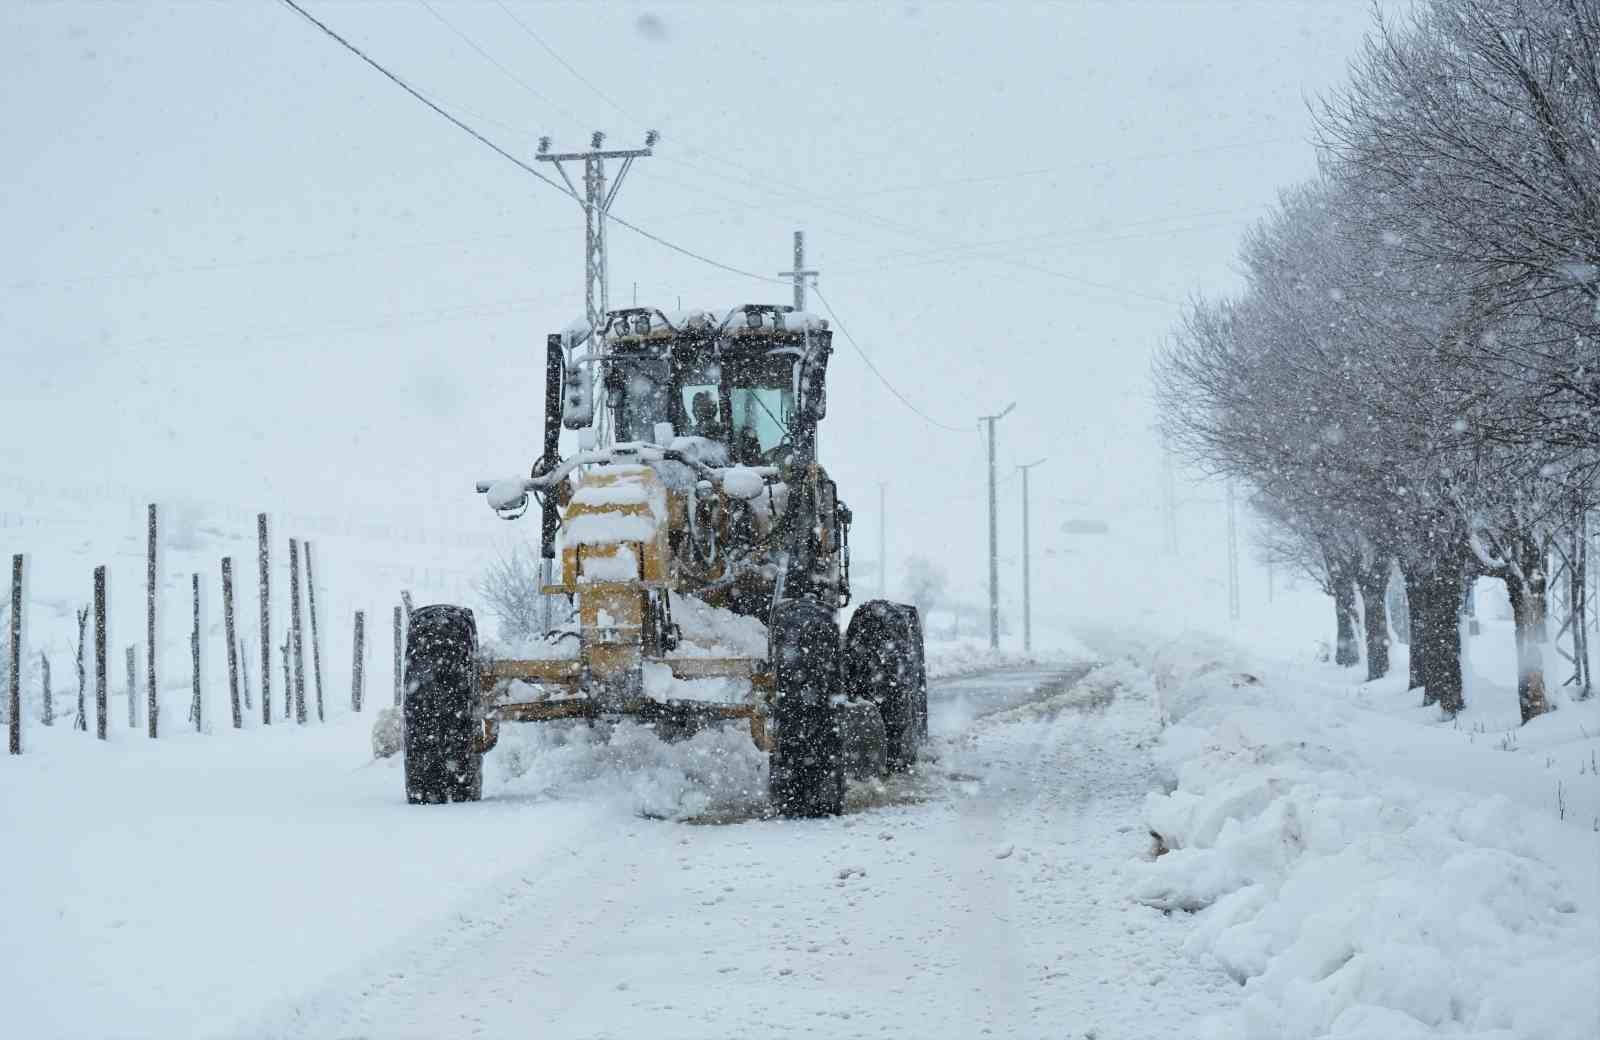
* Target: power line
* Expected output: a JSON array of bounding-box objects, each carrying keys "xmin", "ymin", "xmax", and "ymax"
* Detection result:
[
  {"xmin": 810, "ymin": 285, "xmax": 971, "ymax": 434},
  {"xmin": 461, "ymin": 5, "xmax": 1192, "ymax": 309},
  {"xmin": 487, "ymin": 5, "xmax": 1296, "ymax": 209},
  {"xmin": 276, "ymin": 0, "xmax": 781, "ymax": 287},
  {"xmin": 421, "ymin": 1, "xmax": 1256, "ymax": 312},
  {"xmin": 826, "ymin": 207, "xmax": 1264, "ymax": 273},
  {"xmin": 350, "ymin": 2, "xmax": 1201, "ymax": 310},
  {"xmin": 401, "ymin": 2, "xmax": 785, "ymax": 286},
  {"xmin": 39, "ymin": 285, "xmax": 574, "ymax": 361},
  {"xmin": 415, "ymin": 0, "xmax": 582, "ymax": 121},
  {"xmin": 490, "ymin": 0, "xmax": 634, "ymax": 121},
  {"xmin": 277, "ymin": 1, "xmax": 571, "ymax": 193}
]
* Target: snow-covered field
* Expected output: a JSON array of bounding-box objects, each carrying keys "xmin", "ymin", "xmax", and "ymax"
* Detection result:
[{"xmin": 3, "ymin": 490, "xmax": 1597, "ymax": 1038}]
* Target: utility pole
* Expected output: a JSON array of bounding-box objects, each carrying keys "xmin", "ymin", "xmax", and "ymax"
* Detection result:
[
  {"xmin": 1225, "ymin": 480, "xmax": 1241, "ymax": 624},
  {"xmin": 535, "ymin": 129, "xmax": 654, "ymax": 617},
  {"xmin": 778, "ymin": 230, "xmax": 819, "ymax": 310},
  {"xmin": 1018, "ymin": 459, "xmax": 1047, "ymax": 654},
  {"xmin": 535, "ymin": 130, "xmax": 657, "ymax": 336},
  {"xmin": 877, "ymin": 482, "xmax": 887, "ymax": 600},
  {"xmin": 981, "ymin": 403, "xmax": 1016, "ymax": 650}
]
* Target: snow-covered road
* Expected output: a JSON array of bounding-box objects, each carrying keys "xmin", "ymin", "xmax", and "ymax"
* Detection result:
[{"xmin": 225, "ymin": 665, "xmax": 1237, "ymax": 1040}]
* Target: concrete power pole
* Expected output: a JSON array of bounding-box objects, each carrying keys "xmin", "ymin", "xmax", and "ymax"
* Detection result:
[
  {"xmin": 981, "ymin": 404, "xmax": 1016, "ymax": 650},
  {"xmin": 535, "ymin": 129, "xmax": 657, "ymax": 337},
  {"xmin": 535, "ymin": 130, "xmax": 654, "ymax": 629},
  {"xmin": 1018, "ymin": 459, "xmax": 1047, "ymax": 654},
  {"xmin": 778, "ymin": 230, "xmax": 819, "ymax": 310}
]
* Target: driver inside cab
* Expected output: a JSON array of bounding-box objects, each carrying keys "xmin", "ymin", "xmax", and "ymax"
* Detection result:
[{"xmin": 688, "ymin": 391, "xmax": 722, "ymax": 439}]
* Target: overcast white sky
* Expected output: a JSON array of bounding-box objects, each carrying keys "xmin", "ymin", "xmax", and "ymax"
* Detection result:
[{"xmin": 2, "ymin": 0, "xmax": 1390, "ymax": 607}]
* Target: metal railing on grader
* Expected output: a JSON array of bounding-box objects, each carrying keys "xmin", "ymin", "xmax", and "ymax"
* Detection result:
[{"xmin": 401, "ymin": 303, "xmax": 927, "ymax": 816}]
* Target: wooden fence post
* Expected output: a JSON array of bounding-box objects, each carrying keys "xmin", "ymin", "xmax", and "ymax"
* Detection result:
[
  {"xmin": 189, "ymin": 574, "xmax": 201, "ymax": 733},
  {"xmin": 147, "ymin": 504, "xmax": 158, "ymax": 739},
  {"xmin": 351, "ymin": 611, "xmax": 365, "ymax": 712},
  {"xmin": 239, "ymin": 637, "xmax": 252, "ymax": 712},
  {"xmin": 8, "ymin": 554, "xmax": 20, "ymax": 755},
  {"xmin": 95, "ymin": 566, "xmax": 107, "ymax": 740},
  {"xmin": 289, "ymin": 539, "xmax": 306, "ymax": 724},
  {"xmin": 223, "ymin": 558, "xmax": 241, "ymax": 729},
  {"xmin": 74, "ymin": 606, "xmax": 88, "ymax": 732},
  {"xmin": 41, "ymin": 651, "xmax": 52, "ymax": 727},
  {"xmin": 280, "ymin": 633, "xmax": 290, "ymax": 719},
  {"xmin": 258, "ymin": 513, "xmax": 271, "ymax": 726},
  {"xmin": 306, "ymin": 542, "xmax": 324, "ymax": 723},
  {"xmin": 393, "ymin": 604, "xmax": 403, "ymax": 707},
  {"xmin": 125, "ymin": 645, "xmax": 137, "ymax": 728}
]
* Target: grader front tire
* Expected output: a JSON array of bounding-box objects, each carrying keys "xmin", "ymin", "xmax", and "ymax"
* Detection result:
[
  {"xmin": 768, "ymin": 599, "xmax": 845, "ymax": 818},
  {"xmin": 402, "ymin": 605, "xmax": 484, "ymax": 805}
]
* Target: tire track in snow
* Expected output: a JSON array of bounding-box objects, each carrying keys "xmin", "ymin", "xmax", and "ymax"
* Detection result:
[{"xmin": 231, "ymin": 665, "xmax": 1238, "ymax": 1039}]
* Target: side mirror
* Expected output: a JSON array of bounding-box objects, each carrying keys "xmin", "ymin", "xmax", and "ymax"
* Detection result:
[
  {"xmin": 561, "ymin": 362, "xmax": 594, "ymax": 429},
  {"xmin": 798, "ymin": 362, "xmax": 828, "ymax": 422},
  {"xmin": 802, "ymin": 385, "xmax": 827, "ymax": 422},
  {"xmin": 797, "ymin": 331, "xmax": 832, "ymax": 423},
  {"xmin": 484, "ymin": 479, "xmax": 530, "ymax": 519}
]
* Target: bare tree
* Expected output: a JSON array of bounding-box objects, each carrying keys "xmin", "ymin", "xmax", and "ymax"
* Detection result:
[
  {"xmin": 475, "ymin": 545, "xmax": 547, "ymax": 641},
  {"xmin": 902, "ymin": 555, "xmax": 947, "ymax": 623}
]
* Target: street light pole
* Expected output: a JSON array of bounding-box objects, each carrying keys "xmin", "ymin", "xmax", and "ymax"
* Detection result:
[
  {"xmin": 980, "ymin": 403, "xmax": 1016, "ymax": 650},
  {"xmin": 1018, "ymin": 458, "xmax": 1047, "ymax": 654}
]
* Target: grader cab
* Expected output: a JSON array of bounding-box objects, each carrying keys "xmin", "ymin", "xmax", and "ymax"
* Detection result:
[{"xmin": 401, "ymin": 304, "xmax": 927, "ymax": 817}]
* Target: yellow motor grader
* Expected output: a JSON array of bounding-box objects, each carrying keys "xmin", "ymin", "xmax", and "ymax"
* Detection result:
[{"xmin": 402, "ymin": 304, "xmax": 927, "ymax": 816}]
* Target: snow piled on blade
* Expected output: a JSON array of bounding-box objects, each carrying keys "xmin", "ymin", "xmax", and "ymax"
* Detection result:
[
  {"xmin": 668, "ymin": 594, "xmax": 768, "ymax": 659},
  {"xmin": 1115, "ymin": 634, "xmax": 1600, "ymax": 1040},
  {"xmin": 487, "ymin": 718, "xmax": 767, "ymax": 821}
]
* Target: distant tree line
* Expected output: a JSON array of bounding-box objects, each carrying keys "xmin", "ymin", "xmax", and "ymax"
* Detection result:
[{"xmin": 1155, "ymin": 0, "xmax": 1598, "ymax": 721}]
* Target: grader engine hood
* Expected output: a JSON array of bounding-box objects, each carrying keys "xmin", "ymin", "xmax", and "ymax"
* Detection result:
[
  {"xmin": 560, "ymin": 464, "xmax": 669, "ymax": 589},
  {"xmin": 556, "ymin": 465, "xmax": 671, "ymax": 692}
]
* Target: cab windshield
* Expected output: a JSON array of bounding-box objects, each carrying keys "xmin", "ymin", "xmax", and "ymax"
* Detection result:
[
  {"xmin": 609, "ymin": 358, "xmax": 670, "ymax": 443},
  {"xmin": 608, "ymin": 348, "xmax": 799, "ymax": 463},
  {"xmin": 725, "ymin": 353, "xmax": 797, "ymax": 463}
]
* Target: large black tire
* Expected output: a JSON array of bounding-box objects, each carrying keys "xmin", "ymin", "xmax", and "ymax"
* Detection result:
[
  {"xmin": 845, "ymin": 601, "xmax": 928, "ymax": 771},
  {"xmin": 768, "ymin": 598, "xmax": 844, "ymax": 818},
  {"xmin": 403, "ymin": 605, "xmax": 483, "ymax": 805},
  {"xmin": 906, "ymin": 607, "xmax": 929, "ymax": 741}
]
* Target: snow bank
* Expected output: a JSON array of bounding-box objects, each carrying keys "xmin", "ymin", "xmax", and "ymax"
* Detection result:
[
  {"xmin": 922, "ymin": 634, "xmax": 1092, "ymax": 680},
  {"xmin": 1118, "ymin": 637, "xmax": 1600, "ymax": 1040}
]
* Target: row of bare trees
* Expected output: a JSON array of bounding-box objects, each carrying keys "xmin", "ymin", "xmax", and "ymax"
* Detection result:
[{"xmin": 1157, "ymin": 0, "xmax": 1597, "ymax": 722}]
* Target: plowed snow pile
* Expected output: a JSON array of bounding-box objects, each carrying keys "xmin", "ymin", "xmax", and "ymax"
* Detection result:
[
  {"xmin": 1106, "ymin": 630, "xmax": 1600, "ymax": 1040},
  {"xmin": 488, "ymin": 718, "xmax": 769, "ymax": 821}
]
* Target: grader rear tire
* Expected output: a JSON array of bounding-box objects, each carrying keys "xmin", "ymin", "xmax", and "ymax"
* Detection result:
[
  {"xmin": 403, "ymin": 605, "xmax": 483, "ymax": 805},
  {"xmin": 845, "ymin": 601, "xmax": 927, "ymax": 772},
  {"xmin": 768, "ymin": 599, "xmax": 844, "ymax": 818}
]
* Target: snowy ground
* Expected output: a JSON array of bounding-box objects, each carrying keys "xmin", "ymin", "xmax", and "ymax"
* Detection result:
[
  {"xmin": 5, "ymin": 648, "xmax": 1247, "ymax": 1040},
  {"xmin": 6, "ymin": 625, "xmax": 1598, "ymax": 1038},
  {"xmin": 4, "ymin": 488, "xmax": 1597, "ymax": 1039}
]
